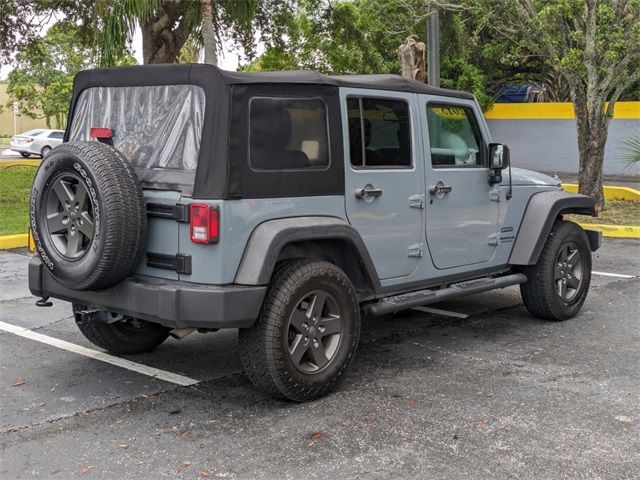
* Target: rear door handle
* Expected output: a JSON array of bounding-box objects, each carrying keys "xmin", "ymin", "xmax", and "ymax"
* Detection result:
[
  {"xmin": 428, "ymin": 183, "xmax": 453, "ymax": 196},
  {"xmin": 355, "ymin": 186, "xmax": 383, "ymax": 199}
]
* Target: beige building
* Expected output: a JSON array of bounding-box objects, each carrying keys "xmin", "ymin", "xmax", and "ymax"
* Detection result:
[{"xmin": 0, "ymin": 83, "xmax": 50, "ymax": 137}]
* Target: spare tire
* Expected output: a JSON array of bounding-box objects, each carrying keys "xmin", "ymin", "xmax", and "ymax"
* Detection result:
[{"xmin": 30, "ymin": 141, "xmax": 146, "ymax": 290}]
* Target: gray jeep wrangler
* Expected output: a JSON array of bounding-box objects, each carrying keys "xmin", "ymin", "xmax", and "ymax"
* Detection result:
[{"xmin": 28, "ymin": 64, "xmax": 600, "ymax": 401}]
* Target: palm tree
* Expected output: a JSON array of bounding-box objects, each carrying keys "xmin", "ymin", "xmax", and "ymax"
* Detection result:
[
  {"xmin": 620, "ymin": 134, "xmax": 640, "ymax": 171},
  {"xmin": 95, "ymin": 0, "xmax": 259, "ymax": 66},
  {"xmin": 202, "ymin": 0, "xmax": 217, "ymax": 65}
]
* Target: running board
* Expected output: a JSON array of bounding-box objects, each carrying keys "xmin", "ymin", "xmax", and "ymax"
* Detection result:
[{"xmin": 363, "ymin": 273, "xmax": 527, "ymax": 317}]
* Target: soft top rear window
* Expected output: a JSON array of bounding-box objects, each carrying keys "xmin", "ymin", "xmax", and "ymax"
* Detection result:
[{"xmin": 68, "ymin": 85, "xmax": 205, "ymax": 171}]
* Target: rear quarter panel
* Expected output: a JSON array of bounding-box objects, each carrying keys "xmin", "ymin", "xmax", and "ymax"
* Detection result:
[{"xmin": 177, "ymin": 195, "xmax": 347, "ymax": 284}]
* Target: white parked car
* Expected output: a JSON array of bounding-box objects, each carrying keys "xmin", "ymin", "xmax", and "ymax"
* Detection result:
[{"xmin": 10, "ymin": 129, "xmax": 64, "ymax": 158}]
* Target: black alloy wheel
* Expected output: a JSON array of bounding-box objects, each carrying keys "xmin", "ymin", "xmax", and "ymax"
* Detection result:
[
  {"xmin": 554, "ymin": 241, "xmax": 584, "ymax": 302},
  {"xmin": 287, "ymin": 290, "xmax": 343, "ymax": 374},
  {"xmin": 44, "ymin": 173, "xmax": 95, "ymax": 259}
]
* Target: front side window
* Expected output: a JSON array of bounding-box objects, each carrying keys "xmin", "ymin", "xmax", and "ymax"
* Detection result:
[
  {"xmin": 48, "ymin": 131, "xmax": 64, "ymax": 139},
  {"xmin": 68, "ymin": 85, "xmax": 205, "ymax": 171},
  {"xmin": 426, "ymin": 104, "xmax": 484, "ymax": 167},
  {"xmin": 249, "ymin": 97, "xmax": 329, "ymax": 171},
  {"xmin": 347, "ymin": 97, "xmax": 412, "ymax": 168}
]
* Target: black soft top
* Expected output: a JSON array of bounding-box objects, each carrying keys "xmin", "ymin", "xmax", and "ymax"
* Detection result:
[
  {"xmin": 73, "ymin": 63, "xmax": 473, "ymax": 99},
  {"xmin": 68, "ymin": 64, "xmax": 475, "ymax": 198},
  {"xmin": 221, "ymin": 69, "xmax": 474, "ymax": 99}
]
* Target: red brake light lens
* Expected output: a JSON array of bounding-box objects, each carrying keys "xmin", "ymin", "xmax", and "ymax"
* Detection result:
[
  {"xmin": 90, "ymin": 127, "xmax": 113, "ymax": 139},
  {"xmin": 189, "ymin": 204, "xmax": 219, "ymax": 244}
]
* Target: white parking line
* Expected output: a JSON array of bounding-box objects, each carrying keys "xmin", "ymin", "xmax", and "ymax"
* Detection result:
[
  {"xmin": 412, "ymin": 306, "xmax": 469, "ymax": 319},
  {"xmin": 0, "ymin": 321, "xmax": 200, "ymax": 387},
  {"xmin": 592, "ymin": 271, "xmax": 636, "ymax": 279}
]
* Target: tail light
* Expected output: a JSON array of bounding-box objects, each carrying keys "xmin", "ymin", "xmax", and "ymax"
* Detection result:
[
  {"xmin": 189, "ymin": 204, "xmax": 219, "ymax": 244},
  {"xmin": 90, "ymin": 127, "xmax": 113, "ymax": 139}
]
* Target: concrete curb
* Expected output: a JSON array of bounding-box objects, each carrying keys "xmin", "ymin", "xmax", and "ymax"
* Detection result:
[
  {"xmin": 0, "ymin": 234, "xmax": 29, "ymax": 249},
  {"xmin": 562, "ymin": 183, "xmax": 640, "ymax": 201},
  {"xmin": 577, "ymin": 223, "xmax": 640, "ymax": 239}
]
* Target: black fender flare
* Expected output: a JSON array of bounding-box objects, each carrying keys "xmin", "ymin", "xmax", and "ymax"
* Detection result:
[
  {"xmin": 509, "ymin": 190, "xmax": 598, "ymax": 266},
  {"xmin": 234, "ymin": 216, "xmax": 381, "ymax": 291}
]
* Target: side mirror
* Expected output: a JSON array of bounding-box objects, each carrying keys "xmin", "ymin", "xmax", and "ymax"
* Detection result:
[
  {"xmin": 488, "ymin": 143, "xmax": 510, "ymax": 185},
  {"xmin": 489, "ymin": 143, "xmax": 510, "ymax": 170}
]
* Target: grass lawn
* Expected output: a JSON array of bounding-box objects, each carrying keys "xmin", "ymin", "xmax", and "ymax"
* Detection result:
[
  {"xmin": 566, "ymin": 200, "xmax": 640, "ymax": 226},
  {"xmin": 0, "ymin": 166, "xmax": 36, "ymax": 235}
]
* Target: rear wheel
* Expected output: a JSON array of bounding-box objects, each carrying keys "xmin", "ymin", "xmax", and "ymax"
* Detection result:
[
  {"xmin": 74, "ymin": 305, "xmax": 170, "ymax": 354},
  {"xmin": 239, "ymin": 260, "xmax": 361, "ymax": 401},
  {"xmin": 520, "ymin": 220, "xmax": 592, "ymax": 320}
]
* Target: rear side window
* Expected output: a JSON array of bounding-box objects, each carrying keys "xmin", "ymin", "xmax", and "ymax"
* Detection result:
[
  {"xmin": 426, "ymin": 104, "xmax": 484, "ymax": 167},
  {"xmin": 347, "ymin": 97, "xmax": 412, "ymax": 168},
  {"xmin": 68, "ymin": 85, "xmax": 205, "ymax": 171},
  {"xmin": 249, "ymin": 97, "xmax": 330, "ymax": 170},
  {"xmin": 22, "ymin": 129, "xmax": 44, "ymax": 137}
]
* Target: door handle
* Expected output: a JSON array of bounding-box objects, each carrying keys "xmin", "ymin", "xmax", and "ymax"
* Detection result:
[
  {"xmin": 355, "ymin": 186, "xmax": 383, "ymax": 199},
  {"xmin": 428, "ymin": 183, "xmax": 453, "ymax": 196}
]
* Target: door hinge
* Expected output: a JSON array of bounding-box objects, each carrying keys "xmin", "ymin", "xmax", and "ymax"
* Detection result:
[
  {"xmin": 489, "ymin": 188, "xmax": 500, "ymax": 202},
  {"xmin": 488, "ymin": 233, "xmax": 499, "ymax": 246},
  {"xmin": 408, "ymin": 193, "xmax": 425, "ymax": 209},
  {"xmin": 408, "ymin": 242, "xmax": 424, "ymax": 257}
]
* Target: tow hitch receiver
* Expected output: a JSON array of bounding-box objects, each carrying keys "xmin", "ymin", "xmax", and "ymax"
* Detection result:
[{"xmin": 74, "ymin": 309, "xmax": 122, "ymax": 325}]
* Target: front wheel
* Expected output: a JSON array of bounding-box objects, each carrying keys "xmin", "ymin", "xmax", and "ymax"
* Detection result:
[
  {"xmin": 239, "ymin": 259, "xmax": 361, "ymax": 402},
  {"xmin": 20, "ymin": 152, "xmax": 30, "ymax": 158},
  {"xmin": 520, "ymin": 220, "xmax": 592, "ymax": 321},
  {"xmin": 40, "ymin": 146, "xmax": 52, "ymax": 158}
]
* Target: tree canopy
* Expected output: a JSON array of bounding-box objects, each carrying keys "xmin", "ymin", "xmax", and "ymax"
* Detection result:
[{"xmin": 6, "ymin": 21, "xmax": 97, "ymax": 129}]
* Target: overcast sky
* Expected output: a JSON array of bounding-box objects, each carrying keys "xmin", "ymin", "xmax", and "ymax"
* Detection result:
[{"xmin": 0, "ymin": 21, "xmax": 244, "ymax": 80}]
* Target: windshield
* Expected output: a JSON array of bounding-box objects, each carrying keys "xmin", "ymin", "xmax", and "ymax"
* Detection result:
[{"xmin": 68, "ymin": 85, "xmax": 205, "ymax": 171}]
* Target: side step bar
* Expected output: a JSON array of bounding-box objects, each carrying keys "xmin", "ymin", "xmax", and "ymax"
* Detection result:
[{"xmin": 363, "ymin": 273, "xmax": 527, "ymax": 317}]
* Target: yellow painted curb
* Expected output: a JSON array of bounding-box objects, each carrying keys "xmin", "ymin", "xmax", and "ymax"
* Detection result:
[
  {"xmin": 484, "ymin": 101, "xmax": 640, "ymax": 120},
  {"xmin": 0, "ymin": 234, "xmax": 28, "ymax": 249},
  {"xmin": 0, "ymin": 160, "xmax": 41, "ymax": 168},
  {"xmin": 562, "ymin": 184, "xmax": 640, "ymax": 201},
  {"xmin": 578, "ymin": 224, "xmax": 640, "ymax": 239}
]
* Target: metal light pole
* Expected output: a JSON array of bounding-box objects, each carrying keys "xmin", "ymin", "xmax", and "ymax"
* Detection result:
[{"xmin": 427, "ymin": 8, "xmax": 440, "ymax": 87}]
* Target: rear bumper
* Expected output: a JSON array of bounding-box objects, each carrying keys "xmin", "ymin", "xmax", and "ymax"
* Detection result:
[
  {"xmin": 28, "ymin": 257, "xmax": 266, "ymax": 329},
  {"xmin": 10, "ymin": 144, "xmax": 35, "ymax": 154}
]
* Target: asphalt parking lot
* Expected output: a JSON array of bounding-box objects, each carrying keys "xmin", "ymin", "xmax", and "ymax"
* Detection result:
[{"xmin": 1, "ymin": 239, "xmax": 639, "ymax": 479}]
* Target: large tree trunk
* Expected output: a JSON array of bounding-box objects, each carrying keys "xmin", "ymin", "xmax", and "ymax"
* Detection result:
[
  {"xmin": 202, "ymin": 0, "xmax": 218, "ymax": 65},
  {"xmin": 140, "ymin": 1, "xmax": 193, "ymax": 64},
  {"xmin": 571, "ymin": 85, "xmax": 609, "ymax": 210},
  {"xmin": 398, "ymin": 36, "xmax": 425, "ymax": 82}
]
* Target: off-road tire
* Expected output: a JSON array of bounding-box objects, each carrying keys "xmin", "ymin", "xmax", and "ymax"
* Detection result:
[
  {"xmin": 74, "ymin": 306, "xmax": 170, "ymax": 354},
  {"xmin": 239, "ymin": 259, "xmax": 361, "ymax": 402},
  {"xmin": 30, "ymin": 141, "xmax": 146, "ymax": 290},
  {"xmin": 520, "ymin": 220, "xmax": 592, "ymax": 321}
]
